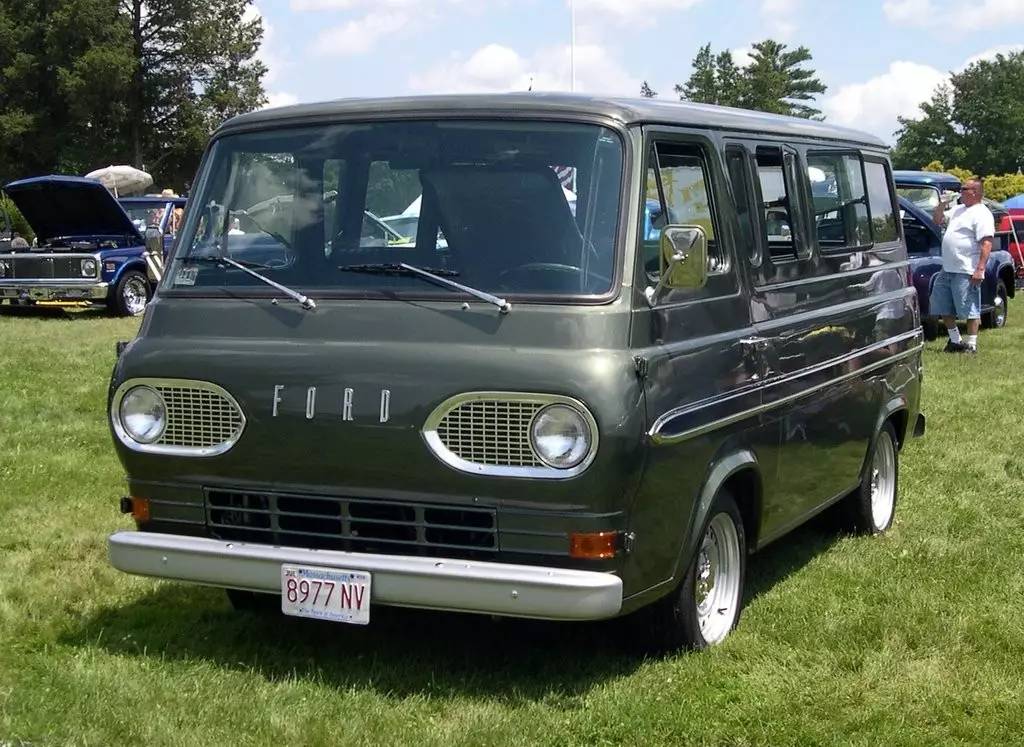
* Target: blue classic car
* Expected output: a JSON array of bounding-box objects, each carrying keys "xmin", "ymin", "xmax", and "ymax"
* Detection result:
[
  {"xmin": 0, "ymin": 176, "xmax": 184, "ymax": 316},
  {"xmin": 901, "ymin": 196, "xmax": 1015, "ymax": 338}
]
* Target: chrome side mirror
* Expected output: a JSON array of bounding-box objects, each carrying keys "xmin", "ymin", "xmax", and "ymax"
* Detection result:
[
  {"xmin": 644, "ymin": 225, "xmax": 709, "ymax": 307},
  {"xmin": 143, "ymin": 226, "xmax": 164, "ymax": 283}
]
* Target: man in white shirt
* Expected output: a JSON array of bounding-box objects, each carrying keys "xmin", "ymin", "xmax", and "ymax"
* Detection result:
[{"xmin": 928, "ymin": 179, "xmax": 995, "ymax": 353}]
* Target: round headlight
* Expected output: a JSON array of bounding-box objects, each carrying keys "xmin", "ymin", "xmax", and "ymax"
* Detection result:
[
  {"xmin": 530, "ymin": 404, "xmax": 592, "ymax": 469},
  {"xmin": 81, "ymin": 258, "xmax": 97, "ymax": 277},
  {"xmin": 119, "ymin": 385, "xmax": 166, "ymax": 444},
  {"xmin": 0, "ymin": 260, "xmax": 8, "ymax": 278}
]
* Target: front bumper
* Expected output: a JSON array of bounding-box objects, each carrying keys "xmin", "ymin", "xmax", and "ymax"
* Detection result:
[
  {"xmin": 0, "ymin": 280, "xmax": 108, "ymax": 302},
  {"xmin": 108, "ymin": 531, "xmax": 624, "ymax": 621}
]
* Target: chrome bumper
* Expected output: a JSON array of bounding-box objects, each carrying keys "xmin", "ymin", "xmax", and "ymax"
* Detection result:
[
  {"xmin": 0, "ymin": 280, "xmax": 108, "ymax": 301},
  {"xmin": 108, "ymin": 531, "xmax": 623, "ymax": 621}
]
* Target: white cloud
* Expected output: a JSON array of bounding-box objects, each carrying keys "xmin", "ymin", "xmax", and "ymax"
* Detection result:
[
  {"xmin": 313, "ymin": 11, "xmax": 411, "ymax": 56},
  {"xmin": 408, "ymin": 41, "xmax": 640, "ymax": 96},
  {"xmin": 822, "ymin": 61, "xmax": 946, "ymax": 141},
  {"xmin": 760, "ymin": 0, "xmax": 801, "ymax": 38},
  {"xmin": 962, "ymin": 43, "xmax": 1024, "ymax": 68},
  {"xmin": 573, "ymin": 0, "xmax": 703, "ymax": 19},
  {"xmin": 244, "ymin": 4, "xmax": 289, "ymax": 86},
  {"xmin": 263, "ymin": 92, "xmax": 300, "ymax": 109},
  {"xmin": 731, "ymin": 46, "xmax": 754, "ymax": 68},
  {"xmin": 883, "ymin": 0, "xmax": 1024, "ymax": 31}
]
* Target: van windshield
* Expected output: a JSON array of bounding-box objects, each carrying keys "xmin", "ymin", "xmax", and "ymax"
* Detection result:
[{"xmin": 168, "ymin": 120, "xmax": 624, "ymax": 299}]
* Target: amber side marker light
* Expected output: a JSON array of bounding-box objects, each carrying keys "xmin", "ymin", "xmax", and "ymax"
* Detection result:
[
  {"xmin": 569, "ymin": 531, "xmax": 619, "ymax": 559},
  {"xmin": 120, "ymin": 496, "xmax": 151, "ymax": 523}
]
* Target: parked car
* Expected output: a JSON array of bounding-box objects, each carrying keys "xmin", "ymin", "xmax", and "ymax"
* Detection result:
[
  {"xmin": 998, "ymin": 209, "xmax": 1024, "ymax": 288},
  {"xmin": 119, "ymin": 195, "xmax": 187, "ymax": 253},
  {"xmin": 894, "ymin": 170, "xmax": 962, "ymax": 212},
  {"xmin": 901, "ymin": 196, "xmax": 1015, "ymax": 336},
  {"xmin": 0, "ymin": 176, "xmax": 183, "ymax": 315},
  {"xmin": 106, "ymin": 94, "xmax": 924, "ymax": 650}
]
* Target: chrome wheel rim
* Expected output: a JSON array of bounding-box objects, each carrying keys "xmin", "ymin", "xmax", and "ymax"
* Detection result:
[
  {"xmin": 694, "ymin": 512, "xmax": 741, "ymax": 645},
  {"xmin": 994, "ymin": 294, "xmax": 1007, "ymax": 327},
  {"xmin": 870, "ymin": 430, "xmax": 896, "ymax": 531},
  {"xmin": 123, "ymin": 277, "xmax": 148, "ymax": 315}
]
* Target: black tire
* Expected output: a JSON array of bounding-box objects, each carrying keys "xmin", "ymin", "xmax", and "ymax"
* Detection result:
[
  {"xmin": 921, "ymin": 318, "xmax": 939, "ymax": 341},
  {"xmin": 982, "ymin": 280, "xmax": 1008, "ymax": 329},
  {"xmin": 644, "ymin": 491, "xmax": 746, "ymax": 651},
  {"xmin": 843, "ymin": 422, "xmax": 899, "ymax": 535},
  {"xmin": 225, "ymin": 588, "xmax": 280, "ymax": 614},
  {"xmin": 108, "ymin": 270, "xmax": 151, "ymax": 317}
]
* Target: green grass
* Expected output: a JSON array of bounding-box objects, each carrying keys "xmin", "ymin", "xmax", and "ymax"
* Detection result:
[{"xmin": 3, "ymin": 306, "xmax": 1024, "ymax": 746}]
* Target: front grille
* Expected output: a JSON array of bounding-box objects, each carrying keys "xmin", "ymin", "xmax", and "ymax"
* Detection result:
[
  {"xmin": 206, "ymin": 490, "xmax": 497, "ymax": 556},
  {"xmin": 436, "ymin": 399, "xmax": 544, "ymax": 467},
  {"xmin": 156, "ymin": 385, "xmax": 244, "ymax": 449},
  {"xmin": 7, "ymin": 255, "xmax": 88, "ymax": 279}
]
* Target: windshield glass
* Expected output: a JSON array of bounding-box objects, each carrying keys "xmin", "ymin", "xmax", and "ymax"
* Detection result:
[
  {"xmin": 895, "ymin": 185, "xmax": 943, "ymax": 211},
  {"xmin": 168, "ymin": 120, "xmax": 624, "ymax": 298},
  {"xmin": 121, "ymin": 203, "xmax": 165, "ymax": 232}
]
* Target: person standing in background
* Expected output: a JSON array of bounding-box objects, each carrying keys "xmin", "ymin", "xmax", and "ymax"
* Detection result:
[{"xmin": 928, "ymin": 179, "xmax": 995, "ymax": 354}]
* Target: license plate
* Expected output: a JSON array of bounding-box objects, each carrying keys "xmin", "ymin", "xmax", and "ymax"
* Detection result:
[{"xmin": 280, "ymin": 564, "xmax": 371, "ymax": 625}]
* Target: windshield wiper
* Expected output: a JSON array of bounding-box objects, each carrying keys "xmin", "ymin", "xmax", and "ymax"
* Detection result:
[
  {"xmin": 338, "ymin": 262, "xmax": 511, "ymax": 314},
  {"xmin": 182, "ymin": 254, "xmax": 315, "ymax": 311}
]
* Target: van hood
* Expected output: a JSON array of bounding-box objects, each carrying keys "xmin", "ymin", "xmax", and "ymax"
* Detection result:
[
  {"xmin": 111, "ymin": 297, "xmax": 645, "ymax": 512},
  {"xmin": 2, "ymin": 176, "xmax": 144, "ymax": 244}
]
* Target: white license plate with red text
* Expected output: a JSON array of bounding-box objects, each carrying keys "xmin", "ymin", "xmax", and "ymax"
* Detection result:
[{"xmin": 280, "ymin": 564, "xmax": 371, "ymax": 625}]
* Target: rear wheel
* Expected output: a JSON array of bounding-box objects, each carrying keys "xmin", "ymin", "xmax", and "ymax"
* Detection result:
[
  {"xmin": 843, "ymin": 422, "xmax": 899, "ymax": 535},
  {"xmin": 983, "ymin": 280, "xmax": 1008, "ymax": 329},
  {"xmin": 109, "ymin": 270, "xmax": 150, "ymax": 317},
  {"xmin": 645, "ymin": 491, "xmax": 746, "ymax": 651}
]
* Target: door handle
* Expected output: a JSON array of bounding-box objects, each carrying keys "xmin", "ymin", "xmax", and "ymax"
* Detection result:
[{"xmin": 740, "ymin": 336, "xmax": 769, "ymax": 347}]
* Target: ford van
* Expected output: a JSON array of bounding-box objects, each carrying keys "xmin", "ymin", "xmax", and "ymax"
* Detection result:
[{"xmin": 107, "ymin": 94, "xmax": 924, "ymax": 649}]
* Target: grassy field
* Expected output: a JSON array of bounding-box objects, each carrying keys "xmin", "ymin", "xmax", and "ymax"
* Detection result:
[{"xmin": 2, "ymin": 306, "xmax": 1024, "ymax": 746}]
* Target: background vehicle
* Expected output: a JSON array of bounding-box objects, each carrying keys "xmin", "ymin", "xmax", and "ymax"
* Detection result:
[
  {"xmin": 0, "ymin": 176, "xmax": 183, "ymax": 315},
  {"xmin": 902, "ymin": 196, "xmax": 1015, "ymax": 335}
]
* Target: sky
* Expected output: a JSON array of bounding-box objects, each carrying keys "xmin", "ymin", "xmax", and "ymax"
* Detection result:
[{"xmin": 248, "ymin": 0, "xmax": 1024, "ymax": 145}]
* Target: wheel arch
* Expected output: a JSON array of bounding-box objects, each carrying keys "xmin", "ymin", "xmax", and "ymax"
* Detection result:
[
  {"xmin": 111, "ymin": 258, "xmax": 151, "ymax": 289},
  {"xmin": 676, "ymin": 448, "xmax": 762, "ymax": 578}
]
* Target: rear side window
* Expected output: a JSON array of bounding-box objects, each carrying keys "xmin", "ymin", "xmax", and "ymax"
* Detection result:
[
  {"xmin": 807, "ymin": 152, "xmax": 871, "ymax": 250},
  {"xmin": 643, "ymin": 142, "xmax": 724, "ymax": 279},
  {"xmin": 726, "ymin": 146, "xmax": 759, "ymax": 266},
  {"xmin": 755, "ymin": 147, "xmax": 796, "ymax": 259},
  {"xmin": 864, "ymin": 160, "xmax": 898, "ymax": 243}
]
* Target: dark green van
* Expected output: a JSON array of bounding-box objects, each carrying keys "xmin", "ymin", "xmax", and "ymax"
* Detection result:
[{"xmin": 107, "ymin": 94, "xmax": 924, "ymax": 649}]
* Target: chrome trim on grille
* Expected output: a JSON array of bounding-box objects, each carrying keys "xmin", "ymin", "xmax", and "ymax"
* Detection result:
[
  {"xmin": 422, "ymin": 392, "xmax": 599, "ymax": 479},
  {"xmin": 111, "ymin": 378, "xmax": 246, "ymax": 457}
]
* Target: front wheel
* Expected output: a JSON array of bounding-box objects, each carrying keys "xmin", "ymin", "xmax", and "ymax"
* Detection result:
[
  {"xmin": 109, "ymin": 270, "xmax": 150, "ymax": 317},
  {"xmin": 843, "ymin": 421, "xmax": 899, "ymax": 534},
  {"xmin": 645, "ymin": 492, "xmax": 746, "ymax": 651}
]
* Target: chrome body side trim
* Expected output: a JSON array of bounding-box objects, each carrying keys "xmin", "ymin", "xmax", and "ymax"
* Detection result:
[
  {"xmin": 110, "ymin": 378, "xmax": 247, "ymax": 457},
  {"xmin": 422, "ymin": 391, "xmax": 600, "ymax": 479},
  {"xmin": 650, "ymin": 331, "xmax": 923, "ymax": 445},
  {"xmin": 108, "ymin": 531, "xmax": 623, "ymax": 620}
]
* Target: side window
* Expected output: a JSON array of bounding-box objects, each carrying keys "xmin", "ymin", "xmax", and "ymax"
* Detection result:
[
  {"xmin": 642, "ymin": 142, "xmax": 724, "ymax": 280},
  {"xmin": 806, "ymin": 152, "xmax": 871, "ymax": 250},
  {"xmin": 755, "ymin": 146, "xmax": 796, "ymax": 260},
  {"xmin": 863, "ymin": 160, "xmax": 898, "ymax": 244},
  {"xmin": 726, "ymin": 146, "xmax": 759, "ymax": 266}
]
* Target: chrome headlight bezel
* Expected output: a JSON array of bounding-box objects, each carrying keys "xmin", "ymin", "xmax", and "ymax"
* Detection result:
[
  {"xmin": 80, "ymin": 257, "xmax": 98, "ymax": 277},
  {"xmin": 116, "ymin": 385, "xmax": 167, "ymax": 445},
  {"xmin": 0, "ymin": 259, "xmax": 8, "ymax": 278},
  {"xmin": 529, "ymin": 403, "xmax": 594, "ymax": 470}
]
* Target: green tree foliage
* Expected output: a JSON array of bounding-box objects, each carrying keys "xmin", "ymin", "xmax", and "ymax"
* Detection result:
[
  {"xmin": 0, "ymin": 194, "xmax": 33, "ymax": 241},
  {"xmin": 0, "ymin": 0, "xmax": 266, "ymax": 190},
  {"xmin": 983, "ymin": 174, "xmax": 1024, "ymax": 203},
  {"xmin": 640, "ymin": 80, "xmax": 657, "ymax": 98},
  {"xmin": 671, "ymin": 40, "xmax": 824, "ymax": 118},
  {"xmin": 893, "ymin": 53, "xmax": 1024, "ymax": 175}
]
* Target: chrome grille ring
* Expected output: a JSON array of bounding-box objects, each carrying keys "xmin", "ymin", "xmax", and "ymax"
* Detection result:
[
  {"xmin": 422, "ymin": 392, "xmax": 598, "ymax": 479},
  {"xmin": 111, "ymin": 378, "xmax": 245, "ymax": 456}
]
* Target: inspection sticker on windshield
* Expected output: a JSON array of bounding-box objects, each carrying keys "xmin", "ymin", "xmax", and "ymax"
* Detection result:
[
  {"xmin": 174, "ymin": 266, "xmax": 198, "ymax": 286},
  {"xmin": 281, "ymin": 564, "xmax": 371, "ymax": 625}
]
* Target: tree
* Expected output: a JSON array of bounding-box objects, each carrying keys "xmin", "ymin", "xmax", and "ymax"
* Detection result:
[
  {"xmin": 670, "ymin": 39, "xmax": 825, "ymax": 118},
  {"xmin": 640, "ymin": 80, "xmax": 658, "ymax": 98},
  {"xmin": 741, "ymin": 40, "xmax": 826, "ymax": 118},
  {"xmin": 893, "ymin": 52, "xmax": 1024, "ymax": 175},
  {"xmin": 122, "ymin": 0, "xmax": 267, "ymax": 188},
  {"xmin": 0, "ymin": 0, "xmax": 266, "ymax": 190}
]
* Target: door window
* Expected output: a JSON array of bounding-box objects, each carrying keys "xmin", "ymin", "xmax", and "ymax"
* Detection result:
[
  {"xmin": 863, "ymin": 160, "xmax": 898, "ymax": 244},
  {"xmin": 726, "ymin": 146, "xmax": 760, "ymax": 266},
  {"xmin": 806, "ymin": 152, "xmax": 871, "ymax": 250},
  {"xmin": 755, "ymin": 147, "xmax": 797, "ymax": 260}
]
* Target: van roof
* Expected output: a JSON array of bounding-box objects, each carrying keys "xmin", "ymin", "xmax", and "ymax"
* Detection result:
[{"xmin": 219, "ymin": 93, "xmax": 889, "ymax": 148}]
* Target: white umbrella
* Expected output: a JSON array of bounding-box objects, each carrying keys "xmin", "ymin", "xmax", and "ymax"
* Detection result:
[{"xmin": 84, "ymin": 165, "xmax": 153, "ymax": 197}]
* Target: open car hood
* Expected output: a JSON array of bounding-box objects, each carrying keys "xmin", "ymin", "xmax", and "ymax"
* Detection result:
[{"xmin": 2, "ymin": 175, "xmax": 144, "ymax": 244}]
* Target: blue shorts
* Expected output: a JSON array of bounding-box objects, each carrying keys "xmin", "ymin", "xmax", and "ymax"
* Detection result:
[{"xmin": 929, "ymin": 271, "xmax": 981, "ymax": 320}]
